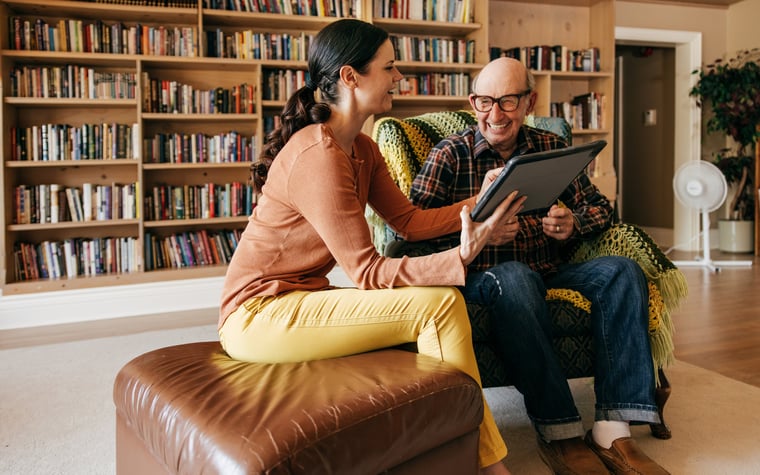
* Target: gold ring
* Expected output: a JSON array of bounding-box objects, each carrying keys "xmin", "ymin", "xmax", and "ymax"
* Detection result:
[{"xmin": 555, "ymin": 225, "xmax": 560, "ymax": 232}]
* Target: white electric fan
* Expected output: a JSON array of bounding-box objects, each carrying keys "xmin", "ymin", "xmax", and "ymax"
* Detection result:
[{"xmin": 672, "ymin": 161, "xmax": 753, "ymax": 272}]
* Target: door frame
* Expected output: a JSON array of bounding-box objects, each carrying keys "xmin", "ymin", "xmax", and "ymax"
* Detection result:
[{"xmin": 615, "ymin": 27, "xmax": 702, "ymax": 250}]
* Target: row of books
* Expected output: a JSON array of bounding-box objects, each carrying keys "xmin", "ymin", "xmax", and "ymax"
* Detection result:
[
  {"xmin": 10, "ymin": 17, "xmax": 195, "ymax": 56},
  {"xmin": 10, "ymin": 65, "xmax": 258, "ymax": 113},
  {"xmin": 10, "ymin": 123, "xmax": 139, "ymax": 162},
  {"xmin": 13, "ymin": 237, "xmax": 140, "ymax": 281},
  {"xmin": 145, "ymin": 228, "xmax": 242, "ymax": 271},
  {"xmin": 262, "ymin": 69, "xmax": 309, "ymax": 101},
  {"xmin": 550, "ymin": 92, "xmax": 606, "ymax": 131},
  {"xmin": 390, "ymin": 35, "xmax": 475, "ymax": 64},
  {"xmin": 142, "ymin": 78, "xmax": 256, "ymax": 114},
  {"xmin": 263, "ymin": 115, "xmax": 281, "ymax": 135},
  {"xmin": 144, "ymin": 131, "xmax": 256, "ymax": 164},
  {"xmin": 374, "ymin": 0, "xmax": 476, "ymax": 23},
  {"xmin": 396, "ymin": 72, "xmax": 470, "ymax": 97},
  {"xmin": 203, "ymin": 0, "xmax": 360, "ymax": 17},
  {"xmin": 9, "ymin": 65, "xmax": 137, "ymax": 99},
  {"xmin": 85, "ymin": 0, "xmax": 197, "ymax": 6},
  {"xmin": 14, "ymin": 183, "xmax": 139, "ymax": 225},
  {"xmin": 143, "ymin": 182, "xmax": 255, "ymax": 221},
  {"xmin": 206, "ymin": 29, "xmax": 313, "ymax": 61},
  {"xmin": 490, "ymin": 46, "xmax": 602, "ymax": 73}
]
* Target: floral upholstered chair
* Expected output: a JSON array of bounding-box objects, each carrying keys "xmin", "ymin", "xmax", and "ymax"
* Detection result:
[{"xmin": 369, "ymin": 110, "xmax": 688, "ymax": 439}]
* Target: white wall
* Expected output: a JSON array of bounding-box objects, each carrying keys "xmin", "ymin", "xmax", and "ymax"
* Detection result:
[{"xmin": 0, "ymin": 268, "xmax": 354, "ymax": 331}]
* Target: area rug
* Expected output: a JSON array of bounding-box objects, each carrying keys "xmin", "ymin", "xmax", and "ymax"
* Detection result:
[
  {"xmin": 485, "ymin": 359, "xmax": 760, "ymax": 474},
  {"xmin": 1, "ymin": 324, "xmax": 757, "ymax": 474}
]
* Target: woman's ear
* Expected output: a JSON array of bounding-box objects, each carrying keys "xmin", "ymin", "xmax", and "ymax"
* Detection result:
[{"xmin": 338, "ymin": 65, "xmax": 358, "ymax": 89}]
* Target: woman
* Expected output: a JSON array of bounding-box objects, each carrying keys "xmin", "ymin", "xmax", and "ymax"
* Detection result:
[{"xmin": 219, "ymin": 19, "xmax": 524, "ymax": 475}]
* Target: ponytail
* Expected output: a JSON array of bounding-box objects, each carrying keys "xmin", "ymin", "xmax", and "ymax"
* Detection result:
[{"xmin": 251, "ymin": 87, "xmax": 330, "ymax": 193}]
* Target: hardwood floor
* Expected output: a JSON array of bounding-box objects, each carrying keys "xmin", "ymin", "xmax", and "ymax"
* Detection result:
[
  {"xmin": 2, "ymin": 249, "xmax": 757, "ymax": 390},
  {"xmin": 667, "ymin": 250, "xmax": 760, "ymax": 388}
]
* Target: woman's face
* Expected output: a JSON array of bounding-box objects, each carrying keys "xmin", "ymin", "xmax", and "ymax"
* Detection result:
[{"xmin": 354, "ymin": 39, "xmax": 403, "ymax": 115}]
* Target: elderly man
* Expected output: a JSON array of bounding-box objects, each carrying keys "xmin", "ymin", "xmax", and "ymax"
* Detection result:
[{"xmin": 409, "ymin": 57, "xmax": 669, "ymax": 475}]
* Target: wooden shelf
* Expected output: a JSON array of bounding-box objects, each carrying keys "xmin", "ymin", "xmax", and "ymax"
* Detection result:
[
  {"xmin": 4, "ymin": 97, "xmax": 138, "ymax": 107},
  {"xmin": 372, "ymin": 18, "xmax": 482, "ymax": 36},
  {"xmin": 394, "ymin": 60, "xmax": 484, "ymax": 73},
  {"xmin": 4, "ymin": 0, "xmax": 197, "ymax": 22},
  {"xmin": 144, "ymin": 217, "xmax": 248, "ymax": 228},
  {"xmin": 141, "ymin": 113, "xmax": 258, "ymax": 122},
  {"xmin": 6, "ymin": 159, "xmax": 138, "ymax": 167},
  {"xmin": 8, "ymin": 219, "xmax": 140, "ymax": 232},
  {"xmin": 202, "ymin": 9, "xmax": 339, "ymax": 30}
]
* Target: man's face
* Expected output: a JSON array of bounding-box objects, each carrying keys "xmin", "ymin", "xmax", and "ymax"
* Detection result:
[{"xmin": 469, "ymin": 71, "xmax": 535, "ymax": 156}]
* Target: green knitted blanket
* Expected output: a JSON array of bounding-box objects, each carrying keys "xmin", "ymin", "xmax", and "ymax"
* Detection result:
[{"xmin": 373, "ymin": 110, "xmax": 478, "ymax": 196}]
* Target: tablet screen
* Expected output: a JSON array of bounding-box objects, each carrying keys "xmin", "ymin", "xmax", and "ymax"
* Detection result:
[{"xmin": 470, "ymin": 140, "xmax": 607, "ymax": 222}]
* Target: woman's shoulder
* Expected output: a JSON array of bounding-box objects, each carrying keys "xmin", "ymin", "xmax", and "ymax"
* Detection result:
[
  {"xmin": 355, "ymin": 131, "xmax": 383, "ymax": 159},
  {"xmin": 279, "ymin": 124, "xmax": 330, "ymax": 158}
]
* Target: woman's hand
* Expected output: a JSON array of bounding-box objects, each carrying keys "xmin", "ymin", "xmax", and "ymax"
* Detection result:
[
  {"xmin": 459, "ymin": 190, "xmax": 526, "ymax": 265},
  {"xmin": 476, "ymin": 167, "xmax": 504, "ymax": 203}
]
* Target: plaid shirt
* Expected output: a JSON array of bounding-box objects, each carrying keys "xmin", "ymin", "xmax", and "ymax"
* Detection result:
[{"xmin": 410, "ymin": 124, "xmax": 613, "ymax": 276}]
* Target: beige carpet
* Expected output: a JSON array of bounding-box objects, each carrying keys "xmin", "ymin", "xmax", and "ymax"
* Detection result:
[
  {"xmin": 1, "ymin": 322, "xmax": 759, "ymax": 474},
  {"xmin": 488, "ymin": 359, "xmax": 760, "ymax": 474}
]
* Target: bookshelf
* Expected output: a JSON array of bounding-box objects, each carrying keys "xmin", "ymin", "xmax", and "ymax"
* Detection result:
[
  {"xmin": 370, "ymin": 0, "xmax": 489, "ymax": 122},
  {"xmin": 489, "ymin": 0, "xmax": 616, "ymax": 202},
  {"xmin": 1, "ymin": 0, "xmax": 490, "ymax": 295},
  {"xmin": 2, "ymin": 1, "xmax": 621, "ymax": 295}
]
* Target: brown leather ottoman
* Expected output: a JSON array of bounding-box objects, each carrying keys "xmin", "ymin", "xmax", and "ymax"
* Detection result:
[{"xmin": 113, "ymin": 342, "xmax": 483, "ymax": 475}]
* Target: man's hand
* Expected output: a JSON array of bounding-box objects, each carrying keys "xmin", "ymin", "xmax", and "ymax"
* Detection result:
[
  {"xmin": 542, "ymin": 204, "xmax": 575, "ymax": 240},
  {"xmin": 460, "ymin": 190, "xmax": 526, "ymax": 265},
  {"xmin": 487, "ymin": 215, "xmax": 520, "ymax": 245}
]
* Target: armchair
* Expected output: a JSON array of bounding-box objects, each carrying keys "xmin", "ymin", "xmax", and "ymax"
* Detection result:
[{"xmin": 370, "ymin": 110, "xmax": 688, "ymax": 439}]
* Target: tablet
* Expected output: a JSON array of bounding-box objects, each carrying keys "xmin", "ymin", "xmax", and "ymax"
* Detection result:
[{"xmin": 470, "ymin": 139, "xmax": 607, "ymax": 222}]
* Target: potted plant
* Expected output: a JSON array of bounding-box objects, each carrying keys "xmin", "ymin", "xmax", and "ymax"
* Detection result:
[{"xmin": 690, "ymin": 48, "xmax": 759, "ymax": 251}]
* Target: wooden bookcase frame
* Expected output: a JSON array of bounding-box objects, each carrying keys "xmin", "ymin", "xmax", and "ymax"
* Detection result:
[{"xmin": 1, "ymin": 0, "xmax": 498, "ymax": 294}]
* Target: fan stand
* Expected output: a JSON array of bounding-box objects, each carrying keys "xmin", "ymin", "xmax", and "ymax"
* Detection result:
[{"xmin": 673, "ymin": 211, "xmax": 753, "ymax": 272}]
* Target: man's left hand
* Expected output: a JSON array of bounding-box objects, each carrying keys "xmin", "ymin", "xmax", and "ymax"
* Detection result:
[
  {"xmin": 542, "ymin": 204, "xmax": 574, "ymax": 240},
  {"xmin": 487, "ymin": 216, "xmax": 520, "ymax": 245}
]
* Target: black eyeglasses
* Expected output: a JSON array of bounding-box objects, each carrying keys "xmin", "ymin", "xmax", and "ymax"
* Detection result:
[{"xmin": 471, "ymin": 90, "xmax": 532, "ymax": 113}]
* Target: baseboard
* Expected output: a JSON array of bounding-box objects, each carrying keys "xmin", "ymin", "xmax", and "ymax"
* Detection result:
[
  {"xmin": 0, "ymin": 308, "xmax": 217, "ymax": 349},
  {"xmin": 0, "ymin": 276, "xmax": 223, "ymax": 332},
  {"xmin": 0, "ymin": 267, "xmax": 354, "ymax": 347}
]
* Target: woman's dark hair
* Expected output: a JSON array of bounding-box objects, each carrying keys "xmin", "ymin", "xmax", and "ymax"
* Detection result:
[{"xmin": 251, "ymin": 19, "xmax": 389, "ymax": 192}]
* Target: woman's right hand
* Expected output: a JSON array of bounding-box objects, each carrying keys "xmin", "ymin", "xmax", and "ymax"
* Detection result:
[
  {"xmin": 459, "ymin": 190, "xmax": 526, "ymax": 266},
  {"xmin": 476, "ymin": 167, "xmax": 504, "ymax": 203}
]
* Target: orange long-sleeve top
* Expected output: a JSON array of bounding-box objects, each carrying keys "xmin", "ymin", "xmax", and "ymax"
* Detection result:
[{"xmin": 219, "ymin": 123, "xmax": 476, "ymax": 328}]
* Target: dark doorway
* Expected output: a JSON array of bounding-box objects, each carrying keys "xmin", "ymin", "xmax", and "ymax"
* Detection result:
[{"xmin": 614, "ymin": 45, "xmax": 675, "ymax": 229}]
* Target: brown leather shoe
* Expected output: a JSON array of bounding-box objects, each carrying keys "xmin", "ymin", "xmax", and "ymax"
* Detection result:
[
  {"xmin": 537, "ymin": 435, "xmax": 610, "ymax": 474},
  {"xmin": 584, "ymin": 430, "xmax": 670, "ymax": 474}
]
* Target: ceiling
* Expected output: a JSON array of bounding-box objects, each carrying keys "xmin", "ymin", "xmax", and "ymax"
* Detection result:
[{"xmin": 642, "ymin": 0, "xmax": 744, "ymax": 5}]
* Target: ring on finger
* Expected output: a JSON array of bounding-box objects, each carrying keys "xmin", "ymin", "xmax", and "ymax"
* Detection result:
[{"xmin": 555, "ymin": 225, "xmax": 560, "ymax": 232}]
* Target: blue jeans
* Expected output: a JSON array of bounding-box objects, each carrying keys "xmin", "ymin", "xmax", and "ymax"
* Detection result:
[{"xmin": 459, "ymin": 256, "xmax": 661, "ymax": 441}]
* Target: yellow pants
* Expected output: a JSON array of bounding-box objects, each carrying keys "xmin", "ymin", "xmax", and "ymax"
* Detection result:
[{"xmin": 219, "ymin": 286, "xmax": 507, "ymax": 468}]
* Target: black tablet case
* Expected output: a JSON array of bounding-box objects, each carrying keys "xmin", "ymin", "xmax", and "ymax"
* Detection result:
[{"xmin": 470, "ymin": 139, "xmax": 607, "ymax": 222}]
